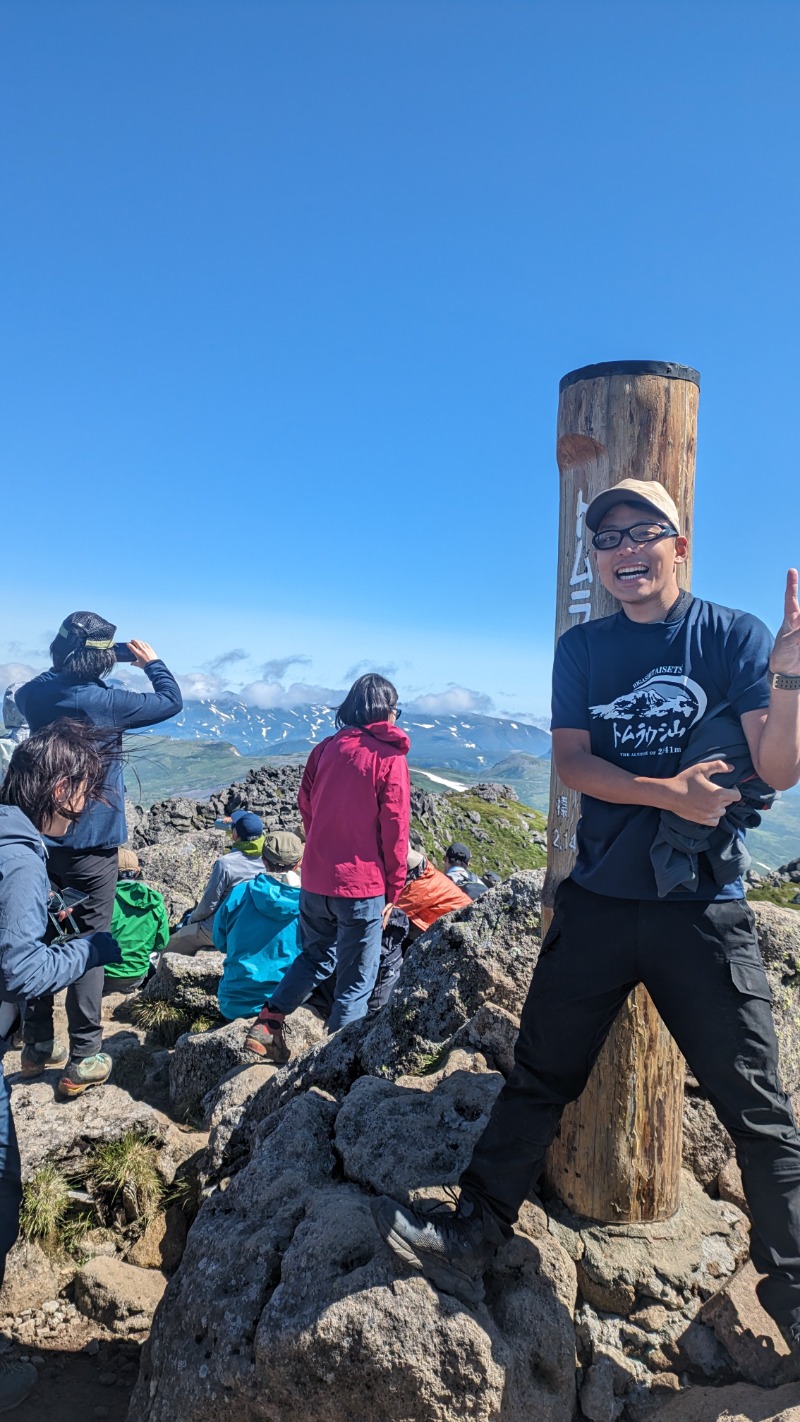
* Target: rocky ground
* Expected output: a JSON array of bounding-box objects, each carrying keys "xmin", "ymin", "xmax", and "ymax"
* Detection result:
[
  {"xmin": 3, "ymin": 763, "xmax": 799, "ymax": 1420},
  {"xmin": 111, "ymin": 877, "xmax": 800, "ymax": 1421},
  {"xmin": 0, "ymin": 979, "xmax": 208, "ymax": 1419}
]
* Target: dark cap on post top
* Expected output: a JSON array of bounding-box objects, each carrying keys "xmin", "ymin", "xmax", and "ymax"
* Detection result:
[{"xmin": 559, "ymin": 360, "xmax": 701, "ymax": 395}]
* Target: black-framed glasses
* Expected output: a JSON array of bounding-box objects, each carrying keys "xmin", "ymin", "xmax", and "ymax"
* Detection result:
[
  {"xmin": 591, "ymin": 522, "xmax": 678, "ymax": 551},
  {"xmin": 393, "ymin": 706, "xmax": 403, "ymax": 720}
]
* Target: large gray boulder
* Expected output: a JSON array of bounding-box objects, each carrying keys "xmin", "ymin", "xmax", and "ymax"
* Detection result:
[
  {"xmin": 130, "ymin": 1085, "xmax": 577, "ymax": 1422},
  {"xmin": 651, "ymin": 1379, "xmax": 800, "ymax": 1421},
  {"xmin": 360, "ymin": 871, "xmax": 543, "ymax": 1078},
  {"xmin": 0, "ymin": 1240, "xmax": 66, "ymax": 1315},
  {"xmin": 9, "ymin": 1080, "xmax": 162, "ymax": 1182},
  {"xmin": 75, "ymin": 1256, "xmax": 167, "ymax": 1336},
  {"xmin": 170, "ymin": 1008, "xmax": 327, "ymax": 1122},
  {"xmin": 140, "ymin": 950, "xmax": 224, "ymax": 1016},
  {"xmin": 334, "ymin": 1051, "xmax": 503, "ymax": 1197},
  {"xmin": 169, "ymin": 1019, "xmax": 256, "ymax": 1115},
  {"xmin": 136, "ymin": 831, "xmax": 223, "ymax": 923}
]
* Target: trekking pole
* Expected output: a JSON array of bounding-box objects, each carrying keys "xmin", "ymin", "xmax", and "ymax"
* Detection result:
[{"xmin": 543, "ymin": 359, "xmax": 700, "ymax": 1223}]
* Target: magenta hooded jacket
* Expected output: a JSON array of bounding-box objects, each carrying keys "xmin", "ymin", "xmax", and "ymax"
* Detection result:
[{"xmin": 297, "ymin": 721, "xmax": 411, "ymax": 902}]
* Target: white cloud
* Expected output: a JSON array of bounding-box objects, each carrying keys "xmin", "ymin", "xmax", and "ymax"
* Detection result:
[
  {"xmin": 407, "ymin": 686, "xmax": 494, "ymax": 715},
  {"xmin": 0, "ymin": 661, "xmax": 41, "ymax": 692},
  {"xmin": 239, "ymin": 679, "xmax": 343, "ymax": 710},
  {"xmin": 176, "ymin": 671, "xmax": 228, "ymax": 701}
]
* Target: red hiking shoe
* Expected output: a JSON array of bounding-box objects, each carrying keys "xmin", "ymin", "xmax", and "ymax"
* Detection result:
[{"xmin": 244, "ymin": 1009, "xmax": 290, "ymax": 1064}]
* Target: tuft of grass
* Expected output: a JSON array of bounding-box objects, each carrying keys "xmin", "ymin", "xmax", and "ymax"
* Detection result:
[
  {"xmin": 189, "ymin": 1014, "xmax": 216, "ymax": 1034},
  {"xmin": 59, "ymin": 1209, "xmax": 96, "ymax": 1262},
  {"xmin": 88, "ymin": 1133, "xmax": 163, "ymax": 1221},
  {"xmin": 20, "ymin": 1164, "xmax": 71, "ymax": 1245},
  {"xmin": 410, "ymin": 1045, "xmax": 452, "ymax": 1077},
  {"xmin": 748, "ymin": 883, "xmax": 800, "ymax": 912},
  {"xmin": 166, "ymin": 1169, "xmax": 201, "ymax": 1223},
  {"xmin": 130, "ymin": 997, "xmax": 222, "ymax": 1045},
  {"xmin": 130, "ymin": 997, "xmax": 192, "ymax": 1046}
]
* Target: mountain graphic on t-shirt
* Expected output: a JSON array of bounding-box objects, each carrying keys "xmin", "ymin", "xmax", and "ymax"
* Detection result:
[{"xmin": 590, "ymin": 676, "xmax": 705, "ymax": 725}]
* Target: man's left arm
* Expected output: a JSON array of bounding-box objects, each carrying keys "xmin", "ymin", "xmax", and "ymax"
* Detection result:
[{"xmin": 742, "ymin": 569, "xmax": 800, "ymax": 791}]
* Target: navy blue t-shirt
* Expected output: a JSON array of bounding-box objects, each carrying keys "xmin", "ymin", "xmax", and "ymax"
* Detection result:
[{"xmin": 551, "ymin": 595, "xmax": 773, "ymax": 901}]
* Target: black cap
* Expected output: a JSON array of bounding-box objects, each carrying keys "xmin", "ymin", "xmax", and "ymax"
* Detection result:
[{"xmin": 445, "ymin": 842, "xmax": 471, "ymax": 865}]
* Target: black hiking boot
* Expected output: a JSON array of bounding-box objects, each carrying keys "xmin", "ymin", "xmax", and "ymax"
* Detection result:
[{"xmin": 370, "ymin": 1192, "xmax": 499, "ymax": 1305}]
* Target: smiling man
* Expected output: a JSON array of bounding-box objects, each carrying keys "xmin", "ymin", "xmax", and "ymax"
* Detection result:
[{"xmin": 373, "ymin": 477, "xmax": 800, "ymax": 1348}]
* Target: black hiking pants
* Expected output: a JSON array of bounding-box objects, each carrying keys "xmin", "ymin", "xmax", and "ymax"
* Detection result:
[
  {"xmin": 24, "ymin": 846, "xmax": 118, "ymax": 1060},
  {"xmin": 459, "ymin": 877, "xmax": 800, "ymax": 1330}
]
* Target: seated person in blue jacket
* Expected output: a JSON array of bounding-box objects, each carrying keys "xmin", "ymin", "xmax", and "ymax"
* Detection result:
[
  {"xmin": 0, "ymin": 721, "xmax": 122, "ymax": 1413},
  {"xmin": 169, "ymin": 810, "xmax": 266, "ymax": 956},
  {"xmin": 15, "ymin": 612, "xmax": 182, "ymax": 1099},
  {"xmin": 214, "ymin": 831, "xmax": 304, "ymax": 1021}
]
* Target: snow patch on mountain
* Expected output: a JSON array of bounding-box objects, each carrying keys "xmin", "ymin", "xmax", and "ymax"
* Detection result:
[{"xmin": 138, "ymin": 697, "xmax": 551, "ymax": 771}]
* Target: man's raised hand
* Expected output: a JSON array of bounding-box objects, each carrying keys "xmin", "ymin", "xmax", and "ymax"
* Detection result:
[{"xmin": 771, "ymin": 569, "xmax": 800, "ymax": 677}]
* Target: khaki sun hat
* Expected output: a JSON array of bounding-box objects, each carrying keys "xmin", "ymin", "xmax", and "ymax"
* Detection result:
[
  {"xmin": 261, "ymin": 831, "xmax": 304, "ymax": 870},
  {"xmin": 585, "ymin": 479, "xmax": 681, "ymax": 534},
  {"xmin": 407, "ymin": 848, "xmax": 425, "ymax": 871}
]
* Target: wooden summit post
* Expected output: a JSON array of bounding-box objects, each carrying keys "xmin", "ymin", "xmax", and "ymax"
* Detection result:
[{"xmin": 543, "ymin": 359, "xmax": 700, "ymax": 1223}]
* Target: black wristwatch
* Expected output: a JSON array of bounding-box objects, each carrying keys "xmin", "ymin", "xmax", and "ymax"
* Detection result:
[{"xmin": 770, "ymin": 670, "xmax": 800, "ymax": 691}]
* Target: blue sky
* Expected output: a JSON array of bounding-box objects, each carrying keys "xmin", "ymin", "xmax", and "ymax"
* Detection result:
[{"xmin": 2, "ymin": 0, "xmax": 798, "ymax": 720}]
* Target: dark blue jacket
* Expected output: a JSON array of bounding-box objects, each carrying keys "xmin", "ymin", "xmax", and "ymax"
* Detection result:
[
  {"xmin": 0, "ymin": 806, "xmax": 120, "ymax": 1051},
  {"xmin": 650, "ymin": 704, "xmax": 777, "ymax": 898},
  {"xmin": 16, "ymin": 661, "xmax": 182, "ymax": 850}
]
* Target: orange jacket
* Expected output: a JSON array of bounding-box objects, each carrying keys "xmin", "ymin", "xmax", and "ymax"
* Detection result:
[{"xmin": 394, "ymin": 861, "xmax": 471, "ymax": 932}]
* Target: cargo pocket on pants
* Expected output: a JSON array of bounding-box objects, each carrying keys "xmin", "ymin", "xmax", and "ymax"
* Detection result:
[{"xmin": 729, "ymin": 959, "xmax": 773, "ymax": 1003}]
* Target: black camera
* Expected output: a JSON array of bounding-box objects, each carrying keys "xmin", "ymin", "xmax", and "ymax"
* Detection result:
[
  {"xmin": 48, "ymin": 886, "xmax": 89, "ymax": 942},
  {"xmin": 113, "ymin": 642, "xmax": 137, "ymax": 663}
]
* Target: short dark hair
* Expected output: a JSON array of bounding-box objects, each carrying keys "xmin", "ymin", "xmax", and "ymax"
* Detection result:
[
  {"xmin": 50, "ymin": 610, "xmax": 117, "ymax": 681},
  {"xmin": 0, "ymin": 718, "xmax": 115, "ymax": 830},
  {"xmin": 335, "ymin": 674, "xmax": 398, "ymax": 730}
]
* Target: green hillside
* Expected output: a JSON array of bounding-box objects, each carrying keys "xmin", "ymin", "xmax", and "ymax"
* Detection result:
[
  {"xmin": 411, "ymin": 788, "xmax": 547, "ymax": 879},
  {"xmin": 123, "ymin": 736, "xmax": 301, "ymax": 807}
]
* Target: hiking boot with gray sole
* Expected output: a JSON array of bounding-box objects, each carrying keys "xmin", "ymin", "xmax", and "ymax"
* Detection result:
[{"xmin": 371, "ymin": 1194, "xmax": 497, "ymax": 1306}]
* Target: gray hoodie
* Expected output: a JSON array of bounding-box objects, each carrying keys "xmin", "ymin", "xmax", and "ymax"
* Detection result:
[
  {"xmin": 0, "ymin": 806, "xmax": 119, "ymax": 1045},
  {"xmin": 189, "ymin": 847, "xmax": 267, "ymax": 928}
]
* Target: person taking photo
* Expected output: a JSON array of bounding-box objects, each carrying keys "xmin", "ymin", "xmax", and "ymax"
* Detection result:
[{"xmin": 15, "ymin": 611, "xmax": 182, "ymax": 1097}]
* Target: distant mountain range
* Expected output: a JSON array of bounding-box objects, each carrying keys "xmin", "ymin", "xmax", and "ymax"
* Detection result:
[{"xmin": 139, "ymin": 698, "xmax": 552, "ymax": 770}]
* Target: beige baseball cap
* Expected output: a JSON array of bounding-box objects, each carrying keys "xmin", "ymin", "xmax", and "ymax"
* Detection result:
[
  {"xmin": 585, "ymin": 479, "xmax": 681, "ymax": 533},
  {"xmin": 118, "ymin": 848, "xmax": 140, "ymax": 872},
  {"xmin": 407, "ymin": 848, "xmax": 425, "ymax": 871}
]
